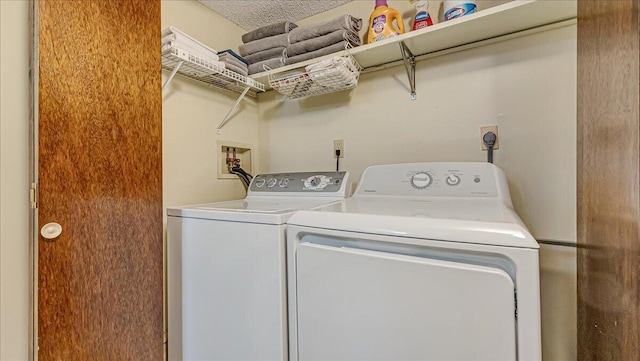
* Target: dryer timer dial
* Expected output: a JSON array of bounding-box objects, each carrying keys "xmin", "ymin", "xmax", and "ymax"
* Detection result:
[{"xmin": 411, "ymin": 172, "xmax": 432, "ymax": 189}]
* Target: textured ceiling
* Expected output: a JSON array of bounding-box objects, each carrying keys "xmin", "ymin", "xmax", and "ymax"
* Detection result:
[{"xmin": 198, "ymin": 0, "xmax": 353, "ymax": 31}]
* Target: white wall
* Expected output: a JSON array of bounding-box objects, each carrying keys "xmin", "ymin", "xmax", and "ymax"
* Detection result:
[
  {"xmin": 0, "ymin": 1, "xmax": 578, "ymax": 360},
  {"xmin": 162, "ymin": 1, "xmax": 259, "ymax": 210},
  {"xmin": 540, "ymin": 244, "xmax": 577, "ymax": 360},
  {"xmin": 257, "ymin": 15, "xmax": 577, "ymax": 361},
  {"xmin": 257, "ymin": 25, "xmax": 577, "ymax": 240},
  {"xmin": 0, "ymin": 1, "xmax": 31, "ymax": 360}
]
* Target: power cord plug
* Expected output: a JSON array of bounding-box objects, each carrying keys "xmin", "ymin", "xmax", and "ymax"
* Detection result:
[
  {"xmin": 335, "ymin": 149, "xmax": 341, "ymax": 171},
  {"xmin": 483, "ymin": 131, "xmax": 497, "ymax": 163}
]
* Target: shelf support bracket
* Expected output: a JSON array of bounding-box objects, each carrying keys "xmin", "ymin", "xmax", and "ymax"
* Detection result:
[
  {"xmin": 216, "ymin": 86, "xmax": 251, "ymax": 134},
  {"xmin": 162, "ymin": 60, "xmax": 184, "ymax": 89},
  {"xmin": 399, "ymin": 41, "xmax": 417, "ymax": 100}
]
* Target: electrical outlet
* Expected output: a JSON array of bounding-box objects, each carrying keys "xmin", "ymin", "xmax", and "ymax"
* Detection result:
[
  {"xmin": 480, "ymin": 126, "xmax": 499, "ymax": 150},
  {"xmin": 333, "ymin": 139, "xmax": 345, "ymax": 158}
]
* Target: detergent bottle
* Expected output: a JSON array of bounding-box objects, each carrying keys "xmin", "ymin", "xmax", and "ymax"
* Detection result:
[
  {"xmin": 444, "ymin": 0, "xmax": 477, "ymax": 21},
  {"xmin": 409, "ymin": 0, "xmax": 433, "ymax": 30},
  {"xmin": 366, "ymin": 0, "xmax": 405, "ymax": 44}
]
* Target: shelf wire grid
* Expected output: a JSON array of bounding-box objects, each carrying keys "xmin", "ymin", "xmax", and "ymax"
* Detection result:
[
  {"xmin": 269, "ymin": 53, "xmax": 362, "ymax": 99},
  {"xmin": 162, "ymin": 46, "xmax": 265, "ymax": 97}
]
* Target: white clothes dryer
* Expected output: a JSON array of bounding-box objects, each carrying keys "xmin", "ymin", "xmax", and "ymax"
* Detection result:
[
  {"xmin": 286, "ymin": 163, "xmax": 541, "ymax": 361},
  {"xmin": 167, "ymin": 171, "xmax": 350, "ymax": 361}
]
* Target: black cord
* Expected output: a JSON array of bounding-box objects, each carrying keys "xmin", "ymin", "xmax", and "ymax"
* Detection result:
[
  {"xmin": 482, "ymin": 131, "xmax": 497, "ymax": 164},
  {"xmin": 234, "ymin": 166, "xmax": 253, "ymax": 180},
  {"xmin": 231, "ymin": 169, "xmax": 250, "ymax": 187},
  {"xmin": 230, "ymin": 165, "xmax": 254, "ymax": 189},
  {"xmin": 335, "ymin": 149, "xmax": 341, "ymax": 171},
  {"xmin": 230, "ymin": 167, "xmax": 250, "ymax": 187}
]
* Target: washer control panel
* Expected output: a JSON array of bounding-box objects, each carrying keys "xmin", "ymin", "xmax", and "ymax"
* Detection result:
[
  {"xmin": 356, "ymin": 163, "xmax": 503, "ymax": 198},
  {"xmin": 249, "ymin": 171, "xmax": 350, "ymax": 195}
]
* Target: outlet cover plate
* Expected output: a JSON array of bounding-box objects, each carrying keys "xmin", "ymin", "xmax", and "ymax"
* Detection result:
[
  {"xmin": 480, "ymin": 126, "xmax": 499, "ymax": 150},
  {"xmin": 333, "ymin": 139, "xmax": 345, "ymax": 158}
]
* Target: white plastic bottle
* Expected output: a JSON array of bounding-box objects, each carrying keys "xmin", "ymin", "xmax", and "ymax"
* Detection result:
[{"xmin": 443, "ymin": 0, "xmax": 477, "ymax": 21}]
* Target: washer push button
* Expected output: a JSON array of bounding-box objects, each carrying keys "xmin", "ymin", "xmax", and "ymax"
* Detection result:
[{"xmin": 446, "ymin": 174, "xmax": 461, "ymax": 186}]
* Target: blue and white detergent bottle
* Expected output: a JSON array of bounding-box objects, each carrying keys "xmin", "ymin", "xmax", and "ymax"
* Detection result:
[{"xmin": 444, "ymin": 0, "xmax": 477, "ymax": 21}]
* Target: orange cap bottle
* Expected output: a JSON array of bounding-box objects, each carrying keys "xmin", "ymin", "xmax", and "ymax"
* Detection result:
[{"xmin": 366, "ymin": 0, "xmax": 405, "ymax": 44}]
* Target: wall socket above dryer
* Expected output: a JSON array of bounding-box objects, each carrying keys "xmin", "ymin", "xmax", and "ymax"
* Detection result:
[
  {"xmin": 480, "ymin": 125, "xmax": 499, "ymax": 150},
  {"xmin": 333, "ymin": 139, "xmax": 345, "ymax": 158}
]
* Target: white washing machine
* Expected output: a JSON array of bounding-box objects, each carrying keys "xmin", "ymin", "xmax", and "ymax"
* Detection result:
[
  {"xmin": 167, "ymin": 171, "xmax": 350, "ymax": 361},
  {"xmin": 287, "ymin": 162, "xmax": 541, "ymax": 361}
]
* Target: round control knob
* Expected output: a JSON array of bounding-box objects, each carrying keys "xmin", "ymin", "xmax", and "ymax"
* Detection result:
[
  {"xmin": 411, "ymin": 172, "xmax": 432, "ymax": 189},
  {"xmin": 279, "ymin": 178, "xmax": 289, "ymax": 187},
  {"xmin": 304, "ymin": 175, "xmax": 330, "ymax": 190},
  {"xmin": 310, "ymin": 177, "xmax": 322, "ymax": 187},
  {"xmin": 266, "ymin": 178, "xmax": 278, "ymax": 188},
  {"xmin": 446, "ymin": 174, "xmax": 460, "ymax": 186},
  {"xmin": 254, "ymin": 178, "xmax": 266, "ymax": 187}
]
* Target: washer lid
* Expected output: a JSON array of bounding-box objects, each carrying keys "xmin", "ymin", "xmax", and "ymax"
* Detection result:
[
  {"xmin": 288, "ymin": 198, "xmax": 538, "ymax": 248},
  {"xmin": 167, "ymin": 196, "xmax": 345, "ymax": 225}
]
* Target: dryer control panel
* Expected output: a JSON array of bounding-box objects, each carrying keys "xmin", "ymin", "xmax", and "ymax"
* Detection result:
[
  {"xmin": 355, "ymin": 162, "xmax": 510, "ymax": 201},
  {"xmin": 249, "ymin": 171, "xmax": 350, "ymax": 197}
]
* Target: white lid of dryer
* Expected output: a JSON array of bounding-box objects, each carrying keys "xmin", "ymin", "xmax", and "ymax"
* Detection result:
[{"xmin": 288, "ymin": 163, "xmax": 538, "ymax": 248}]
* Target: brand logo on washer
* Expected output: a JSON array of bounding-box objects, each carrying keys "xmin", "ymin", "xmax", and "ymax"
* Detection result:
[{"xmin": 363, "ymin": 189, "xmax": 377, "ymax": 193}]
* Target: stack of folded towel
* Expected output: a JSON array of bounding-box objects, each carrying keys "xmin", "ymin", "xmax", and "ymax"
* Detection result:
[
  {"xmin": 162, "ymin": 26, "xmax": 223, "ymax": 69},
  {"xmin": 239, "ymin": 21, "xmax": 298, "ymax": 75},
  {"xmin": 285, "ymin": 15, "xmax": 362, "ymax": 66},
  {"xmin": 218, "ymin": 50, "xmax": 249, "ymax": 77}
]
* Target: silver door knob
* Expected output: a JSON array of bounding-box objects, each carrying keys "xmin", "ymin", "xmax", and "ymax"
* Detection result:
[{"xmin": 41, "ymin": 222, "xmax": 62, "ymax": 239}]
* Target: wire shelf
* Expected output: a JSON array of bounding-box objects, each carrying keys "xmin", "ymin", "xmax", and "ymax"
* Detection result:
[
  {"xmin": 268, "ymin": 54, "xmax": 362, "ymax": 99},
  {"xmin": 162, "ymin": 45, "xmax": 265, "ymax": 96}
]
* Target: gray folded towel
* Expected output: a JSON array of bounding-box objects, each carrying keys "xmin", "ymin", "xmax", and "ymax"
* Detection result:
[
  {"xmin": 239, "ymin": 33, "xmax": 289, "ymax": 57},
  {"xmin": 286, "ymin": 30, "xmax": 360, "ymax": 57},
  {"xmin": 289, "ymin": 15, "xmax": 362, "ymax": 44},
  {"xmin": 244, "ymin": 47, "xmax": 286, "ymax": 64},
  {"xmin": 218, "ymin": 49, "xmax": 249, "ymax": 65},
  {"xmin": 220, "ymin": 56, "xmax": 249, "ymax": 69},
  {"xmin": 224, "ymin": 62, "xmax": 248, "ymax": 77},
  {"xmin": 248, "ymin": 57, "xmax": 286, "ymax": 75},
  {"xmin": 285, "ymin": 42, "xmax": 351, "ymax": 66},
  {"xmin": 242, "ymin": 21, "xmax": 298, "ymax": 43}
]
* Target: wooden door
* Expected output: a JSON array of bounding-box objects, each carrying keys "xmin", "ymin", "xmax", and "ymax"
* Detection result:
[
  {"xmin": 577, "ymin": 0, "xmax": 640, "ymax": 359},
  {"xmin": 34, "ymin": 0, "xmax": 163, "ymax": 359}
]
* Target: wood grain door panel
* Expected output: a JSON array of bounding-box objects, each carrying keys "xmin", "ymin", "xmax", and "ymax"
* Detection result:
[
  {"xmin": 577, "ymin": 0, "xmax": 640, "ymax": 360},
  {"xmin": 36, "ymin": 0, "xmax": 163, "ymax": 359}
]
